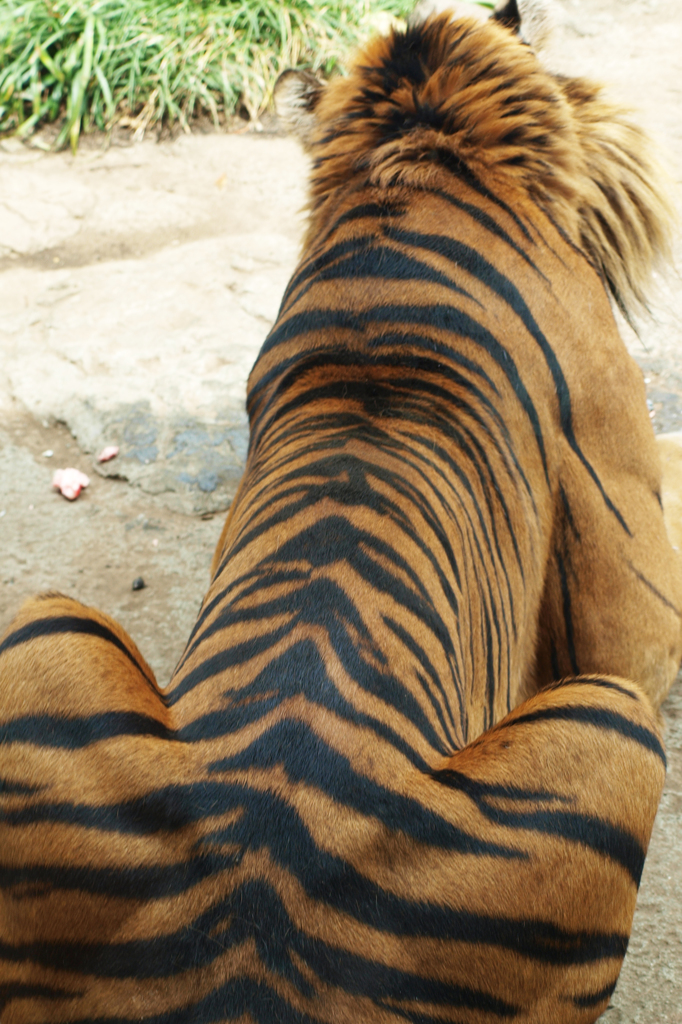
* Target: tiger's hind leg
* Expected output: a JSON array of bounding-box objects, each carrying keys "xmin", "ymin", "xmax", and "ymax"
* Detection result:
[
  {"xmin": 411, "ymin": 676, "xmax": 665, "ymax": 1023},
  {"xmin": 0, "ymin": 594, "xmax": 174, "ymax": 1021}
]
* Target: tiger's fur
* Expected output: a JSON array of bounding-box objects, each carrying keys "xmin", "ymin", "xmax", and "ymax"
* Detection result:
[{"xmin": 2, "ymin": 3, "xmax": 681, "ymax": 1021}]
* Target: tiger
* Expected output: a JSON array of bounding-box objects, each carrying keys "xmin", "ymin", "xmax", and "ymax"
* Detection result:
[{"xmin": 2, "ymin": 1, "xmax": 682, "ymax": 1021}]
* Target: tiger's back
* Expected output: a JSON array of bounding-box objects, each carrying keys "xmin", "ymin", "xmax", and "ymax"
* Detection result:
[{"xmin": 1, "ymin": 3, "xmax": 681, "ymax": 1021}]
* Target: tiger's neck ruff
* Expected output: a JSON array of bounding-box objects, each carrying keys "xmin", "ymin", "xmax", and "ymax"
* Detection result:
[{"xmin": 277, "ymin": 10, "xmax": 672, "ymax": 321}]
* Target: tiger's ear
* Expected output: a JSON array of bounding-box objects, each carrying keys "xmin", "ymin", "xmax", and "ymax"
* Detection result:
[
  {"xmin": 492, "ymin": 0, "xmax": 521, "ymax": 30},
  {"xmin": 274, "ymin": 70, "xmax": 326, "ymax": 150},
  {"xmin": 408, "ymin": 0, "xmax": 555, "ymax": 49},
  {"xmin": 409, "ymin": 1, "xmax": 488, "ymax": 27},
  {"xmin": 492, "ymin": 0, "xmax": 555, "ymax": 50}
]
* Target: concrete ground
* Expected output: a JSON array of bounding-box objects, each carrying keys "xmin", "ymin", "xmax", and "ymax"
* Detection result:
[{"xmin": 0, "ymin": 0, "xmax": 681, "ymax": 1018}]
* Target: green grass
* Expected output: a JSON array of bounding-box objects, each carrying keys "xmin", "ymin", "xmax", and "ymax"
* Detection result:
[{"xmin": 0, "ymin": 0, "xmax": 491, "ymax": 151}]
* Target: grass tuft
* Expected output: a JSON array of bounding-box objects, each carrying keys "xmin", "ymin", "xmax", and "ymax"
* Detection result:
[{"xmin": 0, "ymin": 0, "xmax": 491, "ymax": 150}]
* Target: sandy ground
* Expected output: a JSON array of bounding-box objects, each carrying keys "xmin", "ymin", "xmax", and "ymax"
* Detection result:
[{"xmin": 1, "ymin": 0, "xmax": 681, "ymax": 1018}]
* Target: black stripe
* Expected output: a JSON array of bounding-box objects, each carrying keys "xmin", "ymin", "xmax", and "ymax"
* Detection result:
[
  {"xmin": 571, "ymin": 978, "xmax": 618, "ymax": 1008},
  {"xmin": 435, "ymin": 762, "xmax": 647, "ymax": 884},
  {"xmin": 322, "ymin": 199, "xmax": 408, "ymax": 235},
  {"xmin": 0, "ymin": 982, "xmax": 76, "ymax": 1012},
  {"xmin": 507, "ymin": 704, "xmax": 666, "ymax": 766},
  {"xmin": 556, "ymin": 548, "xmax": 579, "ymax": 676},
  {"xmin": 281, "ymin": 237, "xmax": 478, "ymax": 316},
  {"xmin": 628, "ymin": 562, "xmax": 682, "ymax": 617},
  {"xmin": 484, "ymin": 598, "xmax": 497, "ymax": 729},
  {"xmin": 281, "ymin": 233, "xmax": 379, "ymax": 309},
  {"xmin": 547, "ymin": 677, "xmax": 639, "ymax": 701},
  {"xmin": 0, "ymin": 711, "xmax": 176, "ymax": 749},
  {"xmin": 559, "ymin": 483, "xmax": 581, "ymax": 541},
  {"xmin": 0, "ymin": 776, "xmax": 43, "ymax": 795},
  {"xmin": 424, "ymin": 146, "xmax": 534, "ymax": 243},
  {"xmin": 0, "ymin": 616, "xmax": 158, "ymax": 695},
  {"xmin": 432, "ymin": 186, "xmax": 544, "ymax": 275}
]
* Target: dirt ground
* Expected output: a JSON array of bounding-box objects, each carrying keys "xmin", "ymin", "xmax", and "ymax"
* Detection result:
[{"xmin": 1, "ymin": 0, "xmax": 681, "ymax": 1019}]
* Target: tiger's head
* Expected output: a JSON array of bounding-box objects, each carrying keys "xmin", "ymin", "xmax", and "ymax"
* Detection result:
[{"xmin": 275, "ymin": 0, "xmax": 673, "ymax": 322}]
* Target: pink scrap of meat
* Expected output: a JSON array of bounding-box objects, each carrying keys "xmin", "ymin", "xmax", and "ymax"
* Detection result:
[
  {"xmin": 52, "ymin": 468, "xmax": 90, "ymax": 501},
  {"xmin": 97, "ymin": 445, "xmax": 119, "ymax": 463}
]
